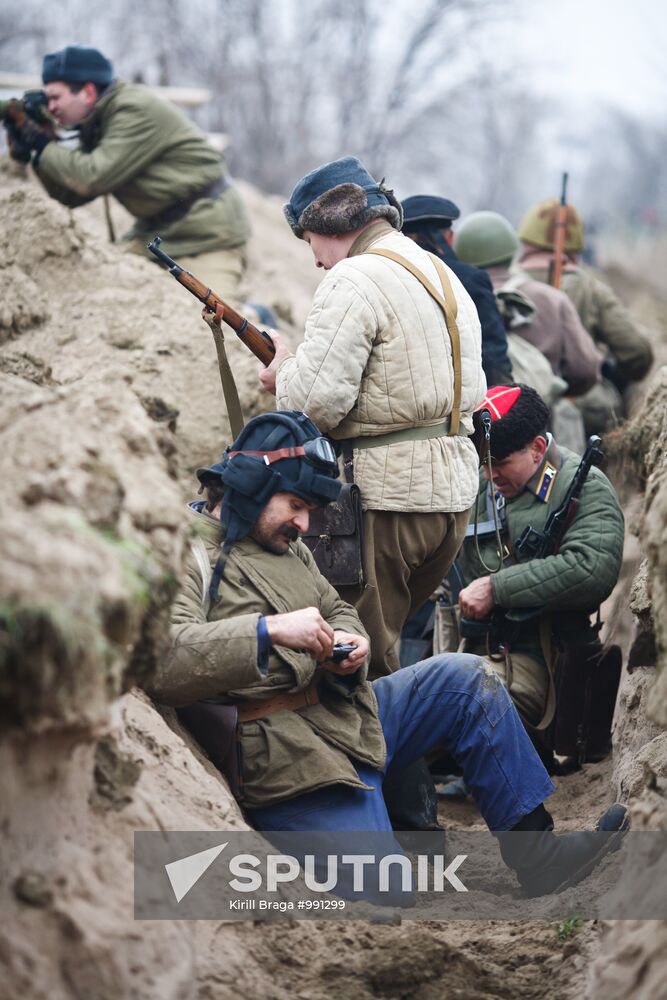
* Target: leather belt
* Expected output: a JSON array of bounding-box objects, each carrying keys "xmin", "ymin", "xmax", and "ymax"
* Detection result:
[
  {"xmin": 143, "ymin": 174, "xmax": 230, "ymax": 230},
  {"xmin": 236, "ymin": 676, "xmax": 320, "ymax": 723}
]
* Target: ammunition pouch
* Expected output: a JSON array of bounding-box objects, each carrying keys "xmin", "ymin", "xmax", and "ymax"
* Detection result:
[
  {"xmin": 302, "ymin": 441, "xmax": 366, "ymax": 588},
  {"xmin": 433, "ymin": 597, "xmax": 460, "ymax": 655},
  {"xmin": 458, "ymin": 616, "xmax": 492, "ymax": 640}
]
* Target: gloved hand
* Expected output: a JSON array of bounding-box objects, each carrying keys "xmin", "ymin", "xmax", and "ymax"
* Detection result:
[
  {"xmin": 4, "ymin": 121, "xmax": 32, "ymax": 164},
  {"xmin": 6, "ymin": 116, "xmax": 52, "ymax": 162}
]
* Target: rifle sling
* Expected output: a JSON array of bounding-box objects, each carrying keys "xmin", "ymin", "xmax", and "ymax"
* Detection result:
[
  {"xmin": 364, "ymin": 249, "xmax": 462, "ymax": 435},
  {"xmin": 210, "ymin": 322, "xmax": 245, "ymax": 439}
]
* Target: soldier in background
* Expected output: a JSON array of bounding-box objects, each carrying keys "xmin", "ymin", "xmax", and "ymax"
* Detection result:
[
  {"xmin": 4, "ymin": 45, "xmax": 250, "ymax": 303},
  {"xmin": 516, "ymin": 199, "xmax": 653, "ymax": 434},
  {"xmin": 401, "ymin": 195, "xmax": 513, "ymax": 386},
  {"xmin": 454, "ymin": 210, "xmax": 602, "ymax": 451}
]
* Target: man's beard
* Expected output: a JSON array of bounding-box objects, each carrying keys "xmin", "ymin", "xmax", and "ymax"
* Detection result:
[{"xmin": 253, "ymin": 521, "xmax": 299, "ymax": 554}]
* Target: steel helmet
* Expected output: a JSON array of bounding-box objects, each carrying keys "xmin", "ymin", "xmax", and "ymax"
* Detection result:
[
  {"xmin": 453, "ymin": 211, "xmax": 519, "ymax": 267},
  {"xmin": 518, "ymin": 198, "xmax": 585, "ymax": 252}
]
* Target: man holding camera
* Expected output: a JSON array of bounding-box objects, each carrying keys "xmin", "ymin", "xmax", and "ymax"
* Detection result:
[{"xmin": 4, "ymin": 44, "xmax": 249, "ymax": 301}]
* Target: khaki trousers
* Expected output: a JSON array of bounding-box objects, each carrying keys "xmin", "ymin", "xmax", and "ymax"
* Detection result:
[
  {"xmin": 485, "ymin": 651, "xmax": 549, "ymax": 728},
  {"xmin": 338, "ymin": 507, "xmax": 471, "ymax": 679}
]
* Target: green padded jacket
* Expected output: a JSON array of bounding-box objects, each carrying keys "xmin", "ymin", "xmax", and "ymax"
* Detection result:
[
  {"xmin": 457, "ymin": 441, "xmax": 624, "ymax": 662},
  {"xmin": 35, "ymin": 80, "xmax": 250, "ymax": 257}
]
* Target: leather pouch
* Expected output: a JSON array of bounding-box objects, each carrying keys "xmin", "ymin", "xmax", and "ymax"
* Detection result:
[{"xmin": 302, "ymin": 482, "xmax": 366, "ymax": 588}]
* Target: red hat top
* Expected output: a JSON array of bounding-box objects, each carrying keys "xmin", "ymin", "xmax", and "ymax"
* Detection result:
[
  {"xmin": 475, "ymin": 385, "xmax": 521, "ymax": 421},
  {"xmin": 473, "ymin": 384, "xmax": 550, "ymax": 460}
]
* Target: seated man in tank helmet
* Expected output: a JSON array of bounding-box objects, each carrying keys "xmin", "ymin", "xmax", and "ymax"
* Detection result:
[
  {"xmin": 401, "ymin": 194, "xmax": 513, "ymax": 386},
  {"xmin": 146, "ymin": 409, "xmax": 627, "ymax": 898}
]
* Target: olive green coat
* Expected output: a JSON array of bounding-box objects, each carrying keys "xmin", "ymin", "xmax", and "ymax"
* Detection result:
[
  {"xmin": 35, "ymin": 81, "xmax": 250, "ymax": 258},
  {"xmin": 515, "ymin": 252, "xmax": 653, "ymax": 382},
  {"xmin": 147, "ymin": 507, "xmax": 386, "ymax": 807},
  {"xmin": 457, "ymin": 441, "xmax": 624, "ymax": 663}
]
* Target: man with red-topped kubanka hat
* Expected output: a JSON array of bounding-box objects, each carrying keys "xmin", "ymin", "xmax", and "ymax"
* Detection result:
[{"xmin": 455, "ymin": 384, "xmax": 624, "ymax": 766}]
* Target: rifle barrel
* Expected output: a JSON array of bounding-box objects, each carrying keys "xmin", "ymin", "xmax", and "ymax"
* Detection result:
[{"xmin": 147, "ymin": 236, "xmax": 276, "ymax": 366}]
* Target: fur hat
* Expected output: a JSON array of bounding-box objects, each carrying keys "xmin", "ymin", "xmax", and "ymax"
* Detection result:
[
  {"xmin": 43, "ymin": 45, "xmax": 113, "ymax": 87},
  {"xmin": 284, "ymin": 155, "xmax": 403, "ymax": 239},
  {"xmin": 473, "ymin": 384, "xmax": 549, "ymax": 461}
]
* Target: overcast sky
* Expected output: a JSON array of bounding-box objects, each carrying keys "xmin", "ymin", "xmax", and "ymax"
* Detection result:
[{"xmin": 516, "ymin": 0, "xmax": 664, "ymax": 120}]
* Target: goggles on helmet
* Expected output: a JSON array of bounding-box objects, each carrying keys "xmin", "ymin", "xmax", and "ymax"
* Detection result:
[{"xmin": 228, "ymin": 436, "xmax": 338, "ymax": 473}]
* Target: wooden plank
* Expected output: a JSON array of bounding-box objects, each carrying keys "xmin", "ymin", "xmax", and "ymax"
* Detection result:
[{"xmin": 0, "ymin": 72, "xmax": 211, "ymax": 107}]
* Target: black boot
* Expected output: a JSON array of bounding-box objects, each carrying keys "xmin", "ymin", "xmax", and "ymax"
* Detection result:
[
  {"xmin": 498, "ymin": 803, "xmax": 629, "ymax": 897},
  {"xmin": 382, "ymin": 759, "xmax": 441, "ymax": 832}
]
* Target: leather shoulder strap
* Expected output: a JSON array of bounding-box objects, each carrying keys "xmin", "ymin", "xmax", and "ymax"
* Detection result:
[{"xmin": 364, "ymin": 248, "xmax": 462, "ymax": 435}]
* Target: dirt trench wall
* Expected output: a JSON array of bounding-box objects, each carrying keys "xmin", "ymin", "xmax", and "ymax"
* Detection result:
[
  {"xmin": 0, "ymin": 166, "xmax": 292, "ymax": 998},
  {"xmin": 0, "ymin": 166, "xmax": 319, "ymax": 485},
  {"xmin": 585, "ymin": 321, "xmax": 667, "ymax": 991}
]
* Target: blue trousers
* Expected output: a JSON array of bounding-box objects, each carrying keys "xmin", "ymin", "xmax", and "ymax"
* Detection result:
[{"xmin": 249, "ymin": 655, "xmax": 555, "ymax": 833}]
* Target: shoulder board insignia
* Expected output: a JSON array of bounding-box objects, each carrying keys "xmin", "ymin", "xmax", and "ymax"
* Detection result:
[{"xmin": 536, "ymin": 462, "xmax": 558, "ymax": 503}]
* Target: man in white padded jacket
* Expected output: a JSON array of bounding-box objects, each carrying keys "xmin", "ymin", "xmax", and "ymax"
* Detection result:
[{"xmin": 259, "ymin": 155, "xmax": 486, "ymax": 684}]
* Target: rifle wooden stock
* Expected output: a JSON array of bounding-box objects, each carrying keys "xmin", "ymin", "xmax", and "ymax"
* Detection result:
[
  {"xmin": 549, "ymin": 171, "xmax": 569, "ymax": 289},
  {"xmin": 147, "ymin": 236, "xmax": 276, "ymax": 366}
]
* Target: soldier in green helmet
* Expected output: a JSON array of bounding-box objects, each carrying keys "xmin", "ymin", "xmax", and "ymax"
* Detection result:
[
  {"xmin": 516, "ymin": 198, "xmax": 653, "ymax": 434},
  {"xmin": 454, "ymin": 211, "xmax": 602, "ymax": 408}
]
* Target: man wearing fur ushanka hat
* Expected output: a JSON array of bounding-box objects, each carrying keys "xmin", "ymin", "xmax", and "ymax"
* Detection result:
[{"xmin": 258, "ymin": 155, "xmax": 486, "ymax": 686}]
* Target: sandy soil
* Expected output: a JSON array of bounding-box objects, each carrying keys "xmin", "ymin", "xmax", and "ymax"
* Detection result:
[{"xmin": 1, "ymin": 162, "xmax": 666, "ymax": 1000}]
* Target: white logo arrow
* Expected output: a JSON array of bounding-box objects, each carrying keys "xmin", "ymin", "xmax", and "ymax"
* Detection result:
[{"xmin": 165, "ymin": 842, "xmax": 228, "ymax": 903}]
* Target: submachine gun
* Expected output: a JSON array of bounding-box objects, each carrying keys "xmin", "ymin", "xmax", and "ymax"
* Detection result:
[{"xmin": 513, "ymin": 434, "xmax": 603, "ymax": 564}]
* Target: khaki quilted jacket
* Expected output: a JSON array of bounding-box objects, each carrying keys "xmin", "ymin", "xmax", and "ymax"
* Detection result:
[{"xmin": 147, "ymin": 506, "xmax": 386, "ymax": 808}]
